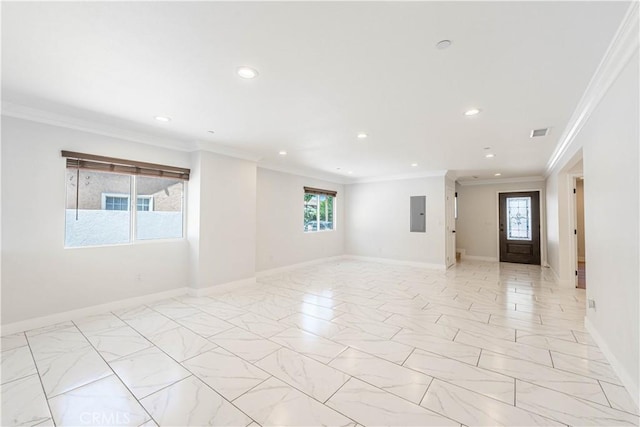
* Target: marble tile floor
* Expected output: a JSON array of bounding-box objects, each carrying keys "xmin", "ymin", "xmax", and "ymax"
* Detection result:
[{"xmin": 2, "ymin": 259, "xmax": 639, "ymax": 426}]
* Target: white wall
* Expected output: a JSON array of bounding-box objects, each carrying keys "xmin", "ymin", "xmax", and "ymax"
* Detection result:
[
  {"xmin": 256, "ymin": 168, "xmax": 344, "ymax": 272},
  {"xmin": 546, "ymin": 51, "xmax": 639, "ymax": 403},
  {"xmin": 1, "ymin": 117, "xmax": 191, "ymax": 324},
  {"xmin": 582, "ymin": 52, "xmax": 638, "ymax": 401},
  {"xmin": 193, "ymin": 151, "xmax": 257, "ymax": 287},
  {"xmin": 455, "ymin": 180, "xmax": 546, "ymax": 261},
  {"xmin": 344, "ymin": 176, "xmax": 446, "ymax": 267},
  {"xmin": 545, "ymin": 171, "xmax": 561, "ymax": 278}
]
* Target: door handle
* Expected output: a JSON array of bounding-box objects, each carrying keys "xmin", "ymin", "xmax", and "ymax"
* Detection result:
[{"xmin": 452, "ymin": 230, "xmax": 456, "ymax": 233}]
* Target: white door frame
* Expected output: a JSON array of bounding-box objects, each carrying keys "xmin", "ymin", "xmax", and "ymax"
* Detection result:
[
  {"xmin": 567, "ymin": 173, "xmax": 583, "ymax": 287},
  {"xmin": 445, "ymin": 184, "xmax": 456, "ymax": 268}
]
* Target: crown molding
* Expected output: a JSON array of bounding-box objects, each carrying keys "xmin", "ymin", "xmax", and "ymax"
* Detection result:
[
  {"xmin": 2, "ymin": 101, "xmax": 194, "ymax": 152},
  {"xmin": 192, "ymin": 140, "xmax": 262, "ymax": 162},
  {"xmin": 350, "ymin": 170, "xmax": 448, "ymax": 185},
  {"xmin": 3, "ymin": 101, "xmax": 267, "ymax": 163},
  {"xmin": 457, "ymin": 176, "xmax": 545, "ymax": 186},
  {"xmin": 546, "ymin": 1, "xmax": 639, "ymax": 175},
  {"xmin": 257, "ymin": 161, "xmax": 351, "ymax": 185}
]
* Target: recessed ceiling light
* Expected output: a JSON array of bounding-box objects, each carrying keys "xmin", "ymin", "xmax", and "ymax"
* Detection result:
[
  {"xmin": 464, "ymin": 108, "xmax": 481, "ymax": 116},
  {"xmin": 485, "ymin": 153, "xmax": 495, "ymax": 158},
  {"xmin": 411, "ymin": 163, "xmax": 418, "ymax": 167},
  {"xmin": 494, "ymin": 173, "xmax": 502, "ymax": 176},
  {"xmin": 278, "ymin": 150, "xmax": 287, "ymax": 156},
  {"xmin": 237, "ymin": 66, "xmax": 259, "ymax": 79},
  {"xmin": 357, "ymin": 132, "xmax": 368, "ymax": 139},
  {"xmin": 154, "ymin": 116, "xmax": 171, "ymax": 122},
  {"xmin": 336, "ymin": 167, "xmax": 342, "ymax": 170},
  {"xmin": 436, "ymin": 40, "xmax": 452, "ymax": 50},
  {"xmin": 207, "ymin": 130, "xmax": 215, "ymax": 134},
  {"xmin": 348, "ymin": 171, "xmax": 353, "ymax": 175}
]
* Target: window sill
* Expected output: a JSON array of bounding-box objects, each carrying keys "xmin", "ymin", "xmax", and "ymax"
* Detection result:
[{"xmin": 64, "ymin": 237, "xmax": 186, "ymax": 250}]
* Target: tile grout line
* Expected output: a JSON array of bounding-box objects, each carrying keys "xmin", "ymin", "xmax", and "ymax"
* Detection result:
[
  {"xmin": 72, "ymin": 320, "xmax": 156, "ymax": 425},
  {"xmin": 228, "ymin": 374, "xmax": 273, "ymax": 403},
  {"xmin": 515, "ymin": 377, "xmax": 636, "ymax": 414},
  {"xmin": 115, "ymin": 317, "xmax": 260, "ymax": 425},
  {"xmin": 112, "ymin": 309, "xmax": 268, "ymax": 417},
  {"xmin": 22, "ymin": 332, "xmax": 57, "ymax": 426},
  {"xmin": 597, "ymin": 379, "xmax": 614, "ymax": 409},
  {"xmin": 475, "ymin": 348, "xmax": 483, "ymax": 367},
  {"xmin": 418, "ymin": 376, "xmax": 435, "ymax": 406},
  {"xmin": 400, "ymin": 346, "xmax": 417, "ymax": 366}
]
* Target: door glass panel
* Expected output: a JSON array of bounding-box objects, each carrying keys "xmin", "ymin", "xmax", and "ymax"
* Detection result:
[{"xmin": 507, "ymin": 197, "xmax": 532, "ymax": 240}]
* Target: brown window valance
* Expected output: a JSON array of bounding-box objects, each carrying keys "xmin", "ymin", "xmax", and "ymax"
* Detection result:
[
  {"xmin": 62, "ymin": 150, "xmax": 190, "ymax": 180},
  {"xmin": 304, "ymin": 186, "xmax": 337, "ymax": 197}
]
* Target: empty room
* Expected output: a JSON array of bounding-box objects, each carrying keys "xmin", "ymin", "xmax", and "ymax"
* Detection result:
[{"xmin": 1, "ymin": 1, "xmax": 638, "ymax": 426}]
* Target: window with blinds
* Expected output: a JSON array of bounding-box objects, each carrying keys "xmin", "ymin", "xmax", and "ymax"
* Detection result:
[
  {"xmin": 62, "ymin": 151, "xmax": 189, "ymax": 247},
  {"xmin": 303, "ymin": 187, "xmax": 337, "ymax": 232}
]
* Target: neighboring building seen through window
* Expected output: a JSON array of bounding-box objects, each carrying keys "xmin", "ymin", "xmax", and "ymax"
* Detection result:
[
  {"xmin": 102, "ymin": 195, "xmax": 153, "ymax": 211},
  {"xmin": 104, "ymin": 195, "xmax": 129, "ymax": 211},
  {"xmin": 65, "ymin": 171, "xmax": 184, "ymax": 247},
  {"xmin": 304, "ymin": 190, "xmax": 335, "ymax": 232}
]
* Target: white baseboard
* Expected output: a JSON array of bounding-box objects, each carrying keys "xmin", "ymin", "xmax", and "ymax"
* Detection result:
[
  {"xmin": 548, "ymin": 264, "xmax": 561, "ymax": 281},
  {"xmin": 585, "ymin": 317, "xmax": 640, "ymax": 409},
  {"xmin": 545, "ymin": 264, "xmax": 576, "ymax": 288},
  {"xmin": 1, "ymin": 287, "xmax": 188, "ymax": 336},
  {"xmin": 256, "ymin": 255, "xmax": 347, "ymax": 277},
  {"xmin": 188, "ymin": 277, "xmax": 257, "ymax": 297},
  {"xmin": 343, "ymin": 255, "xmax": 446, "ymax": 271},
  {"xmin": 546, "ymin": 264, "xmax": 574, "ymax": 287},
  {"xmin": 462, "ymin": 255, "xmax": 499, "ymax": 262}
]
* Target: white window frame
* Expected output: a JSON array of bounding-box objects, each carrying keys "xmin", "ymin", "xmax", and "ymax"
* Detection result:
[
  {"xmin": 101, "ymin": 193, "xmax": 154, "ymax": 212},
  {"xmin": 136, "ymin": 195, "xmax": 154, "ymax": 212},
  {"xmin": 303, "ymin": 192, "xmax": 336, "ymax": 233},
  {"xmin": 101, "ymin": 193, "xmax": 130, "ymax": 210},
  {"xmin": 65, "ymin": 174, "xmax": 185, "ymax": 249}
]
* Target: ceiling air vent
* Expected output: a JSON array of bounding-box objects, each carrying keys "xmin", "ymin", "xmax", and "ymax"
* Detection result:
[{"xmin": 530, "ymin": 128, "xmax": 549, "ymax": 138}]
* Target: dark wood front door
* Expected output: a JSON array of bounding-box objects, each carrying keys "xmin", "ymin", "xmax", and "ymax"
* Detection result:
[{"xmin": 499, "ymin": 191, "xmax": 541, "ymax": 265}]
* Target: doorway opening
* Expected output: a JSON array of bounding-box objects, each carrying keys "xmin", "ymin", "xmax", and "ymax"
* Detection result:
[
  {"xmin": 498, "ymin": 191, "xmax": 541, "ymax": 265},
  {"xmin": 445, "ymin": 184, "xmax": 456, "ymax": 268}
]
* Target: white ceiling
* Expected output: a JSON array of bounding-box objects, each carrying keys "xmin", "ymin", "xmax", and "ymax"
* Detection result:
[{"xmin": 1, "ymin": 2, "xmax": 629, "ymax": 182}]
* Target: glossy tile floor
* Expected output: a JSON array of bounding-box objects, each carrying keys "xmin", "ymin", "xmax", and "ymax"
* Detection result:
[{"xmin": 2, "ymin": 259, "xmax": 639, "ymax": 426}]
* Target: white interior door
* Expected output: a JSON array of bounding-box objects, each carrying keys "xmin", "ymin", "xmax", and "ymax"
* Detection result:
[{"xmin": 445, "ymin": 186, "xmax": 456, "ymax": 267}]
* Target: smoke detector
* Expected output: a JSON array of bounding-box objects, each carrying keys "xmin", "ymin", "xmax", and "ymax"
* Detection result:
[{"xmin": 530, "ymin": 128, "xmax": 549, "ymax": 138}]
